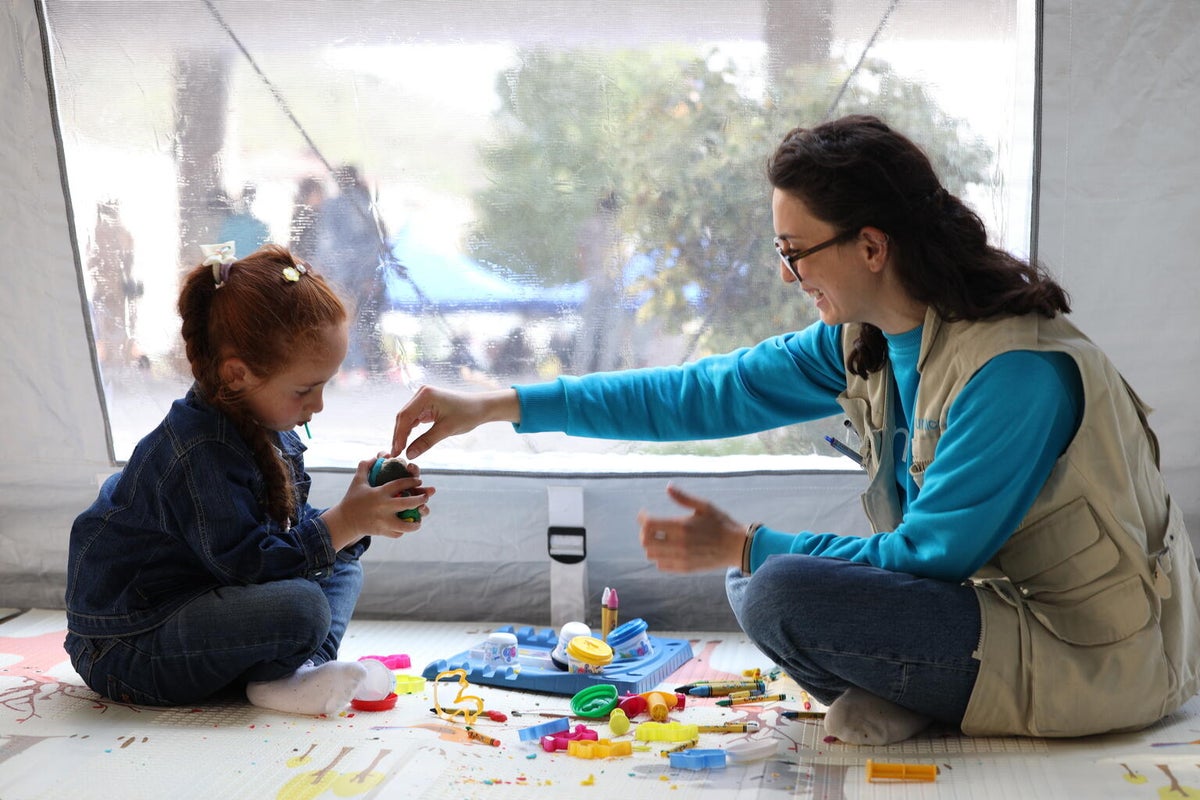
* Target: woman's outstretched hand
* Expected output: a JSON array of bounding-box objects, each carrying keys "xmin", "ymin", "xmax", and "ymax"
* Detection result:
[
  {"xmin": 391, "ymin": 386, "xmax": 521, "ymax": 459},
  {"xmin": 637, "ymin": 483, "xmax": 749, "ymax": 573}
]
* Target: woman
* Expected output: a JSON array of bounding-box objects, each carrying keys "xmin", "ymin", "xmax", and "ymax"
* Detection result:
[{"xmin": 390, "ymin": 115, "xmax": 1200, "ymax": 743}]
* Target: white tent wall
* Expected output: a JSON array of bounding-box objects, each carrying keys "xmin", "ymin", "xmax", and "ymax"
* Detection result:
[{"xmin": 1, "ymin": 0, "xmax": 1197, "ymax": 628}]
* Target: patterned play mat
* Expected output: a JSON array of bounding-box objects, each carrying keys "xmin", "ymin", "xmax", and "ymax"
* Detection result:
[{"xmin": 1, "ymin": 608, "xmax": 1198, "ymax": 799}]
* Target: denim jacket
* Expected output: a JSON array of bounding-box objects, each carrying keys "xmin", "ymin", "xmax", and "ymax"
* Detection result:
[{"xmin": 66, "ymin": 386, "xmax": 368, "ymax": 637}]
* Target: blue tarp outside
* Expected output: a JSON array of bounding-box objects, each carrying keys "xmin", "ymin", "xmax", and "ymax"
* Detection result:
[
  {"xmin": 382, "ymin": 228, "xmax": 702, "ymax": 314},
  {"xmin": 383, "ymin": 228, "xmax": 585, "ymax": 313}
]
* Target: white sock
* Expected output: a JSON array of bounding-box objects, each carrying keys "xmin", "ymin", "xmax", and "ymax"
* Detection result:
[
  {"xmin": 246, "ymin": 660, "xmax": 368, "ymax": 716},
  {"xmin": 823, "ymin": 687, "xmax": 932, "ymax": 745}
]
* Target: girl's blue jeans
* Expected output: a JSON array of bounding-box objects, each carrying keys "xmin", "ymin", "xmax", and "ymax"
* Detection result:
[
  {"xmin": 726, "ymin": 555, "xmax": 981, "ymax": 725},
  {"xmin": 65, "ymin": 553, "xmax": 363, "ymax": 707}
]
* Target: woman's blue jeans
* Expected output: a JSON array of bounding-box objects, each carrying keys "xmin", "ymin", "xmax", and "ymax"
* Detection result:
[
  {"xmin": 727, "ymin": 555, "xmax": 981, "ymax": 725},
  {"xmin": 65, "ymin": 553, "xmax": 363, "ymax": 707}
]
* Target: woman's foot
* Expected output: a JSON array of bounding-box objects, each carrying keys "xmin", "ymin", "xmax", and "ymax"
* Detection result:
[{"xmin": 823, "ymin": 687, "xmax": 932, "ymax": 745}]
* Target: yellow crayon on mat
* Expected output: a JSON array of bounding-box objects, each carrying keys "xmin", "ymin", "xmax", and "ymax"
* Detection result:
[
  {"xmin": 697, "ymin": 722, "xmax": 759, "ymax": 733},
  {"xmin": 659, "ymin": 739, "xmax": 698, "ymax": 756},
  {"xmin": 780, "ymin": 710, "xmax": 825, "ymax": 720},
  {"xmin": 865, "ymin": 760, "xmax": 938, "ymax": 783},
  {"xmin": 687, "ymin": 680, "xmax": 766, "ymax": 696},
  {"xmin": 716, "ymin": 693, "xmax": 787, "ymax": 707}
]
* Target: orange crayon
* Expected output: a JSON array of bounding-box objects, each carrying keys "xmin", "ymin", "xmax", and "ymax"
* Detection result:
[{"xmin": 465, "ymin": 727, "xmax": 501, "ymax": 747}]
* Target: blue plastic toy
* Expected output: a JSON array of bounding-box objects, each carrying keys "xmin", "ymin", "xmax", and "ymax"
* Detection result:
[
  {"xmin": 669, "ymin": 749, "xmax": 727, "ymax": 770},
  {"xmin": 421, "ymin": 624, "xmax": 694, "ymax": 696},
  {"xmin": 517, "ymin": 716, "xmax": 571, "ymax": 742}
]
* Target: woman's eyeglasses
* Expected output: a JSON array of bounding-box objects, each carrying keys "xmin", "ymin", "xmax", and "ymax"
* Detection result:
[{"xmin": 773, "ymin": 230, "xmax": 857, "ymax": 269}]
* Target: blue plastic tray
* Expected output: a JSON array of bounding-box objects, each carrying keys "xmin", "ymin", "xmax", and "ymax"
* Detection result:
[{"xmin": 420, "ymin": 624, "xmax": 694, "ymax": 696}]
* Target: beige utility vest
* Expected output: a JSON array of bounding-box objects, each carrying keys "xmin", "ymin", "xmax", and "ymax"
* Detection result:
[{"xmin": 838, "ymin": 308, "xmax": 1200, "ymax": 737}]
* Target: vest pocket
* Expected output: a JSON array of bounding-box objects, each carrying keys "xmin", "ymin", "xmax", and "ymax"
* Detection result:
[
  {"xmin": 998, "ymin": 496, "xmax": 1117, "ymax": 589},
  {"xmin": 1026, "ymin": 574, "xmax": 1151, "ymax": 645},
  {"xmin": 996, "ymin": 495, "xmax": 1150, "ymax": 645}
]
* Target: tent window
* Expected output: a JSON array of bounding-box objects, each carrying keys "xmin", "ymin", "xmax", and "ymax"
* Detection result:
[{"xmin": 43, "ymin": 0, "xmax": 1036, "ymax": 470}]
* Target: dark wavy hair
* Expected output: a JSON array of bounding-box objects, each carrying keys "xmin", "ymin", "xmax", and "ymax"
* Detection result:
[
  {"xmin": 767, "ymin": 114, "xmax": 1069, "ymax": 378},
  {"xmin": 177, "ymin": 244, "xmax": 346, "ymax": 523}
]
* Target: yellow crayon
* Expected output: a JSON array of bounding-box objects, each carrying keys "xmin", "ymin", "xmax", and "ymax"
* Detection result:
[
  {"xmin": 687, "ymin": 680, "xmax": 766, "ymax": 697},
  {"xmin": 659, "ymin": 739, "xmax": 698, "ymax": 756},
  {"xmin": 780, "ymin": 710, "xmax": 825, "ymax": 720},
  {"xmin": 865, "ymin": 760, "xmax": 938, "ymax": 783},
  {"xmin": 716, "ymin": 693, "xmax": 787, "ymax": 707},
  {"xmin": 697, "ymin": 722, "xmax": 760, "ymax": 733}
]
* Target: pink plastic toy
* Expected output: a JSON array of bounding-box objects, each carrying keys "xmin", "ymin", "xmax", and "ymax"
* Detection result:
[
  {"xmin": 360, "ymin": 654, "xmax": 412, "ymax": 670},
  {"xmin": 541, "ymin": 724, "xmax": 599, "ymax": 752}
]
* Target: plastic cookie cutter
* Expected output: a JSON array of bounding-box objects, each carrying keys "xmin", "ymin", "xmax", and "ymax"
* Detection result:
[
  {"xmin": 360, "ymin": 653, "xmax": 412, "ymax": 670},
  {"xmin": 517, "ymin": 716, "xmax": 571, "ymax": 743},
  {"xmin": 432, "ymin": 668, "xmax": 484, "ymax": 726},
  {"xmin": 669, "ymin": 748, "xmax": 727, "ymax": 771},
  {"xmin": 570, "ymin": 684, "xmax": 619, "ymax": 718},
  {"xmin": 566, "ymin": 738, "xmax": 633, "ymax": 759},
  {"xmin": 541, "ymin": 724, "xmax": 599, "ymax": 752},
  {"xmin": 433, "ymin": 707, "xmax": 508, "ymax": 723},
  {"xmin": 865, "ymin": 760, "xmax": 938, "ymax": 783},
  {"xmin": 634, "ymin": 721, "xmax": 699, "ymax": 742},
  {"xmin": 394, "ymin": 675, "xmax": 425, "ymax": 695}
]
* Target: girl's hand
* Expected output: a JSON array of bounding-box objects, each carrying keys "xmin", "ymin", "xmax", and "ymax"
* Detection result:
[
  {"xmin": 391, "ymin": 386, "xmax": 520, "ymax": 460},
  {"xmin": 321, "ymin": 459, "xmax": 435, "ymax": 549},
  {"xmin": 637, "ymin": 483, "xmax": 747, "ymax": 573}
]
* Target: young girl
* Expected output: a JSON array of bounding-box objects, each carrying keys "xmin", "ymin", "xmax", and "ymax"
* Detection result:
[{"xmin": 65, "ymin": 243, "xmax": 431, "ymax": 716}]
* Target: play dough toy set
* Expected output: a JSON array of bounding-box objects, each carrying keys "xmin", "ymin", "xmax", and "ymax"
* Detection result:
[{"xmin": 420, "ymin": 620, "xmax": 694, "ymax": 696}]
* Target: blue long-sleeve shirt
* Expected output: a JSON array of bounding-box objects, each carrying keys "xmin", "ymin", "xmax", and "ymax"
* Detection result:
[{"xmin": 516, "ymin": 320, "xmax": 1082, "ymax": 582}]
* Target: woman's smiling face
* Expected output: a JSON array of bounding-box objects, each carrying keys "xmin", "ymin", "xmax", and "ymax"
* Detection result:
[{"xmin": 771, "ymin": 188, "xmax": 873, "ymax": 328}]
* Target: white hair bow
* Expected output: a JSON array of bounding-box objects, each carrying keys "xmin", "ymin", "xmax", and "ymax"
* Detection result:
[{"xmin": 200, "ymin": 241, "xmax": 236, "ymax": 287}]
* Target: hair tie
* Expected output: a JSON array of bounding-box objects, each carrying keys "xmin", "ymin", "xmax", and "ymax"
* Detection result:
[{"xmin": 200, "ymin": 241, "xmax": 236, "ymax": 287}]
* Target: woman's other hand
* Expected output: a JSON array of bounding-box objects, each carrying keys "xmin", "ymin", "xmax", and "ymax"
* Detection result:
[{"xmin": 637, "ymin": 483, "xmax": 748, "ymax": 573}]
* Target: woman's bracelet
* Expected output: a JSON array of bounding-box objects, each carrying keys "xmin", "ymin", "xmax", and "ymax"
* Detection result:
[{"xmin": 742, "ymin": 522, "xmax": 763, "ymax": 574}]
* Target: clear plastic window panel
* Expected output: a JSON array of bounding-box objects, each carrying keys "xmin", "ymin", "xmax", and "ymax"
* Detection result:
[{"xmin": 43, "ymin": 0, "xmax": 1036, "ymax": 471}]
